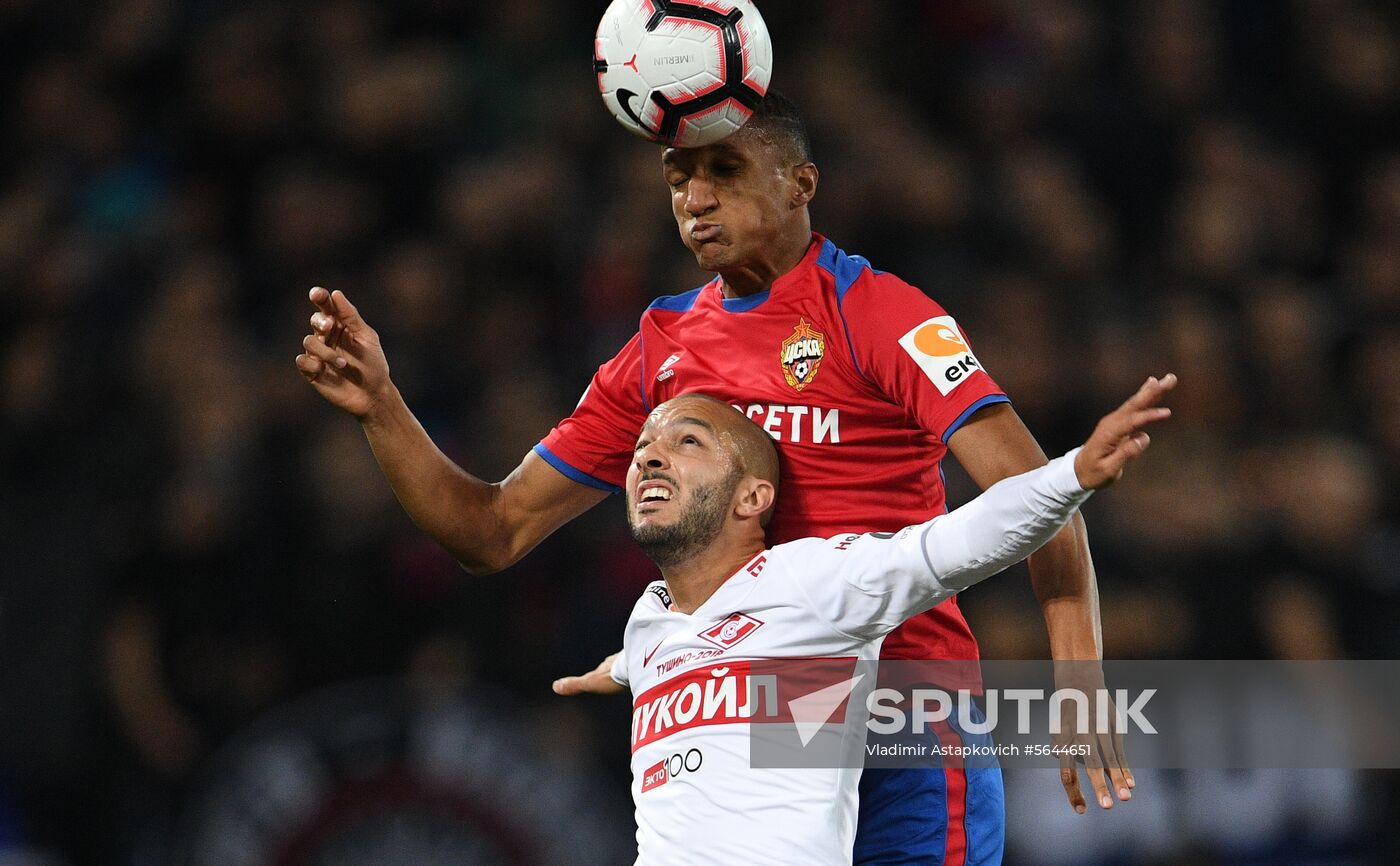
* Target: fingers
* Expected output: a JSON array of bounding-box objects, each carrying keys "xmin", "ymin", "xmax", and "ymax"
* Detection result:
[
  {"xmin": 330, "ymin": 289, "xmax": 364, "ymax": 328},
  {"xmin": 1100, "ymin": 399, "xmax": 1172, "ymax": 443},
  {"xmin": 309, "ymin": 285, "xmax": 334, "ymax": 315},
  {"xmin": 1060, "ymin": 756, "xmax": 1087, "ymax": 814},
  {"xmin": 1099, "ymin": 723, "xmax": 1132, "ymax": 802},
  {"xmin": 1121, "ymin": 373, "xmax": 1178, "ymax": 412},
  {"xmin": 1127, "ymin": 407, "xmax": 1172, "ymax": 429},
  {"xmin": 553, "ymin": 653, "xmax": 624, "ymax": 696},
  {"xmin": 302, "ymin": 333, "xmax": 348, "ymax": 370},
  {"xmin": 1084, "ymin": 747, "xmax": 1114, "ymax": 810},
  {"xmin": 552, "ymin": 674, "xmax": 588, "ymax": 695},
  {"xmin": 307, "ymin": 287, "xmax": 367, "ymax": 352},
  {"xmin": 1106, "ymin": 753, "xmax": 1132, "ymax": 803},
  {"xmin": 551, "ymin": 670, "xmax": 625, "ymax": 696},
  {"xmin": 1090, "ymin": 373, "xmax": 1177, "ymax": 457},
  {"xmin": 1107, "ymin": 706, "xmax": 1136, "ymax": 797},
  {"xmin": 295, "ymin": 352, "xmax": 323, "ymax": 381}
]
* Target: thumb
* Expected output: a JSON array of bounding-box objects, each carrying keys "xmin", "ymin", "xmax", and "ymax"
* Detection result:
[
  {"xmin": 330, "ymin": 290, "xmax": 365, "ymax": 329},
  {"xmin": 553, "ymin": 675, "xmax": 588, "ymax": 696},
  {"xmin": 553, "ymin": 671, "xmax": 625, "ymax": 696}
]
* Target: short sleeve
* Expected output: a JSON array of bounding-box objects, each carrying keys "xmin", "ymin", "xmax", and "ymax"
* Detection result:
[
  {"xmin": 536, "ymin": 333, "xmax": 648, "ymax": 493},
  {"xmin": 840, "ymin": 274, "xmax": 1009, "ymax": 443}
]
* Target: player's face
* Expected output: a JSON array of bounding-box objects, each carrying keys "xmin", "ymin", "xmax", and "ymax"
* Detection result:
[
  {"xmin": 662, "ymin": 130, "xmax": 795, "ymax": 273},
  {"xmin": 627, "ymin": 400, "xmax": 744, "ymax": 566}
]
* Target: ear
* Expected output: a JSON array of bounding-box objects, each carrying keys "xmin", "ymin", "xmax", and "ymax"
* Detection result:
[
  {"xmin": 732, "ymin": 476, "xmax": 776, "ymax": 522},
  {"xmin": 790, "ymin": 162, "xmax": 819, "ymax": 208}
]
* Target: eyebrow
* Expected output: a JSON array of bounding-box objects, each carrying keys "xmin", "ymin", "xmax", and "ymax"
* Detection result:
[
  {"xmin": 634, "ymin": 415, "xmax": 717, "ymax": 448},
  {"xmin": 662, "ymin": 144, "xmax": 744, "ymax": 166},
  {"xmin": 673, "ymin": 416, "xmax": 716, "ymax": 434}
]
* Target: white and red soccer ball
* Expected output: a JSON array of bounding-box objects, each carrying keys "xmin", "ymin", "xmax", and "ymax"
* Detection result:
[{"xmin": 594, "ymin": 0, "xmax": 774, "ymax": 148}]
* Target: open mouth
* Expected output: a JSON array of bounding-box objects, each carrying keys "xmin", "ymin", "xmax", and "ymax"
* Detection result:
[{"xmin": 635, "ymin": 479, "xmax": 677, "ymax": 513}]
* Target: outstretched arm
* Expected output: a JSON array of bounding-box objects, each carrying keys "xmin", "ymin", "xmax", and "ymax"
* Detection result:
[
  {"xmin": 296, "ymin": 287, "xmax": 609, "ymax": 574},
  {"xmin": 803, "ymin": 375, "xmax": 1175, "ymax": 642},
  {"xmin": 949, "ymin": 374, "xmax": 1175, "ymax": 811},
  {"xmin": 929, "ymin": 373, "xmax": 1173, "ymax": 583}
]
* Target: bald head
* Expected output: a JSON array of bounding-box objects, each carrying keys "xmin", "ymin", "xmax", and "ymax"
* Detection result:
[
  {"xmin": 638, "ymin": 393, "xmax": 780, "ymax": 527},
  {"xmin": 674, "ymin": 393, "xmax": 779, "ymax": 499}
]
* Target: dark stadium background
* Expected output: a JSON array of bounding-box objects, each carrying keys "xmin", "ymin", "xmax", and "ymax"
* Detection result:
[{"xmin": 2, "ymin": 0, "xmax": 1397, "ymax": 863}]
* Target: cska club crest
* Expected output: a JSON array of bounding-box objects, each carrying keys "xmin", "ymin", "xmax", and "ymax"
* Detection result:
[{"xmin": 780, "ymin": 318, "xmax": 827, "ymax": 392}]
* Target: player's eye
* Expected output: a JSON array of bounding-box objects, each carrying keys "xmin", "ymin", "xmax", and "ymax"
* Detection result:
[
  {"xmin": 666, "ymin": 173, "xmax": 688, "ymax": 189},
  {"xmin": 682, "ymin": 435, "xmax": 700, "ymax": 446}
]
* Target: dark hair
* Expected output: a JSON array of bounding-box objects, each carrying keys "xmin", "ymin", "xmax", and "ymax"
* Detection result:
[{"xmin": 744, "ymin": 90, "xmax": 813, "ymax": 165}]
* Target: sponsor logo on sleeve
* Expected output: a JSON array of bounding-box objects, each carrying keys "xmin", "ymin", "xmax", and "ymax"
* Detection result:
[
  {"xmin": 780, "ymin": 318, "xmax": 827, "ymax": 392},
  {"xmin": 897, "ymin": 316, "xmax": 986, "ymax": 395},
  {"xmin": 647, "ymin": 583, "xmax": 673, "ymax": 609}
]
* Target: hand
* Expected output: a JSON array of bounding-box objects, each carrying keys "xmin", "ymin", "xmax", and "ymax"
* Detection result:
[
  {"xmin": 1052, "ymin": 662, "xmax": 1135, "ymax": 813},
  {"xmin": 295, "ymin": 287, "xmax": 394, "ymax": 420},
  {"xmin": 1074, "ymin": 374, "xmax": 1177, "ymax": 490},
  {"xmin": 552, "ymin": 652, "xmax": 625, "ymax": 696}
]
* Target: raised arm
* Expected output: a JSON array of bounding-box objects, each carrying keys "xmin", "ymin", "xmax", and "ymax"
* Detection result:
[
  {"xmin": 295, "ymin": 287, "xmax": 609, "ymax": 574},
  {"xmin": 799, "ymin": 375, "xmax": 1175, "ymax": 640},
  {"xmin": 934, "ymin": 374, "xmax": 1175, "ymax": 583},
  {"xmin": 948, "ymin": 373, "xmax": 1174, "ymax": 812}
]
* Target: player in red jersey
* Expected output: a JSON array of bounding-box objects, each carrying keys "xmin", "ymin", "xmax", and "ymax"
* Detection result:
[{"xmin": 296, "ymin": 93, "xmax": 1133, "ymax": 864}]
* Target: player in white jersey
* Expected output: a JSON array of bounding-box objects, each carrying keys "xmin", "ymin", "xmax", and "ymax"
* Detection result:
[{"xmin": 601, "ymin": 374, "xmax": 1176, "ymax": 865}]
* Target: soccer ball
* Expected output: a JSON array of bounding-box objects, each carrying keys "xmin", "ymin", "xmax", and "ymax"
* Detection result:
[{"xmin": 594, "ymin": 0, "xmax": 773, "ymax": 148}]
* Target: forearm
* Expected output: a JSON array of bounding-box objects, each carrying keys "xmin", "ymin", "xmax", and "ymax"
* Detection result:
[
  {"xmin": 1028, "ymin": 513, "xmax": 1103, "ymax": 660},
  {"xmin": 925, "ymin": 451, "xmax": 1092, "ymax": 591},
  {"xmin": 360, "ymin": 386, "xmax": 512, "ymax": 573}
]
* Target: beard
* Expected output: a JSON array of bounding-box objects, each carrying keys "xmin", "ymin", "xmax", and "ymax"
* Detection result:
[{"xmin": 629, "ymin": 469, "xmax": 740, "ymax": 570}]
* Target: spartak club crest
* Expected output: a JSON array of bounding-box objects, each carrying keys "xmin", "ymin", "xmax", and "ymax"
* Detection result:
[{"xmin": 780, "ymin": 318, "xmax": 827, "ymax": 392}]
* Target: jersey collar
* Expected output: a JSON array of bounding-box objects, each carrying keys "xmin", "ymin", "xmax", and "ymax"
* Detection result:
[
  {"xmin": 715, "ymin": 233, "xmax": 824, "ymax": 314},
  {"xmin": 683, "ymin": 550, "xmax": 770, "ymax": 620}
]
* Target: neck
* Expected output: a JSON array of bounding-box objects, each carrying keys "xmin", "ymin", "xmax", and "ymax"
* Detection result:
[
  {"xmin": 660, "ymin": 538, "xmax": 766, "ymax": 614},
  {"xmin": 719, "ymin": 229, "xmax": 813, "ymax": 298}
]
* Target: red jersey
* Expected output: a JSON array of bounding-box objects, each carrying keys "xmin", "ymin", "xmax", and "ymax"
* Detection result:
[{"xmin": 538, "ymin": 234, "xmax": 1009, "ymax": 662}]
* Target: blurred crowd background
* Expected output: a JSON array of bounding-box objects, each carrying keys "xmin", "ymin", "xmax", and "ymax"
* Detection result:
[{"xmin": 2, "ymin": 0, "xmax": 1397, "ymax": 863}]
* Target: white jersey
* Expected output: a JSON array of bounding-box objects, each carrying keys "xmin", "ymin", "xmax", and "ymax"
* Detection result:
[{"xmin": 613, "ymin": 451, "xmax": 1091, "ymax": 866}]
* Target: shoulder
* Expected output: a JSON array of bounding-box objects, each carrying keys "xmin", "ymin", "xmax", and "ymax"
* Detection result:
[
  {"xmin": 635, "ymin": 580, "xmax": 673, "ymax": 613},
  {"xmin": 811, "ymin": 236, "xmax": 944, "ymax": 316},
  {"xmin": 642, "ymin": 279, "xmax": 715, "ymax": 318},
  {"xmin": 767, "ymin": 531, "xmax": 873, "ymax": 567}
]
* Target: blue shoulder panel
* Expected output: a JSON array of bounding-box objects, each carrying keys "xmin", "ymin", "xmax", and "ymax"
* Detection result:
[
  {"xmin": 815, "ymin": 239, "xmax": 882, "ymax": 306},
  {"xmin": 816, "ymin": 239, "xmax": 879, "ymax": 380},
  {"xmin": 646, "ymin": 284, "xmax": 705, "ymax": 313}
]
